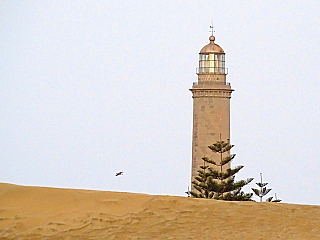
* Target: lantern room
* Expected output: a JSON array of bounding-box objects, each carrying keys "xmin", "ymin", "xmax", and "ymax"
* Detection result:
[{"xmin": 198, "ymin": 35, "xmax": 226, "ymax": 74}]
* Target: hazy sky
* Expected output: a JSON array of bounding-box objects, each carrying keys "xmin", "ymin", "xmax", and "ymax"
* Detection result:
[{"xmin": 1, "ymin": 1, "xmax": 320, "ymax": 205}]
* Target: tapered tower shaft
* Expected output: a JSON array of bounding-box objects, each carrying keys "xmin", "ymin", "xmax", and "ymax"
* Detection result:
[{"xmin": 190, "ymin": 35, "xmax": 233, "ymax": 190}]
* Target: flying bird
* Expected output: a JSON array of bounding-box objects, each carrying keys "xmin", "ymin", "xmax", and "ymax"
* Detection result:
[{"xmin": 115, "ymin": 171, "xmax": 123, "ymax": 176}]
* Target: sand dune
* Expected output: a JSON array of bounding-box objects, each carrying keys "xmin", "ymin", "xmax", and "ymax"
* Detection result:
[{"xmin": 0, "ymin": 183, "xmax": 319, "ymax": 239}]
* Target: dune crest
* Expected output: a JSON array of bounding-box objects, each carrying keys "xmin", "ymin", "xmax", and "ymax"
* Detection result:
[{"xmin": 0, "ymin": 183, "xmax": 319, "ymax": 239}]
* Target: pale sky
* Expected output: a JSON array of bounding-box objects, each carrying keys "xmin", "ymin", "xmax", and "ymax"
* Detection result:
[{"xmin": 1, "ymin": 1, "xmax": 320, "ymax": 205}]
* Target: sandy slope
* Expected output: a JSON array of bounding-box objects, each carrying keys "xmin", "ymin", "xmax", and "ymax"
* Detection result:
[{"xmin": 0, "ymin": 183, "xmax": 319, "ymax": 239}]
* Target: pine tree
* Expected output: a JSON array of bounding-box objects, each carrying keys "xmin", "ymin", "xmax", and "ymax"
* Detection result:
[
  {"xmin": 251, "ymin": 173, "xmax": 272, "ymax": 202},
  {"xmin": 191, "ymin": 140, "xmax": 254, "ymax": 201},
  {"xmin": 190, "ymin": 159, "xmax": 214, "ymax": 198},
  {"xmin": 266, "ymin": 193, "xmax": 282, "ymax": 203}
]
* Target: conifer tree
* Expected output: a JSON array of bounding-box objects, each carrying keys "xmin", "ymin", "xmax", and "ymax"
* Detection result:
[
  {"xmin": 190, "ymin": 159, "xmax": 214, "ymax": 198},
  {"xmin": 191, "ymin": 140, "xmax": 254, "ymax": 201},
  {"xmin": 251, "ymin": 173, "xmax": 272, "ymax": 202},
  {"xmin": 266, "ymin": 193, "xmax": 282, "ymax": 203}
]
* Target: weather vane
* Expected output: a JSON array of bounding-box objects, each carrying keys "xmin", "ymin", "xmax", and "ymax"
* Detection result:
[{"xmin": 210, "ymin": 19, "xmax": 215, "ymax": 36}]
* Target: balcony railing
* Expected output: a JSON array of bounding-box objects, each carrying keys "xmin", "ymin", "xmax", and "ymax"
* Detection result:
[{"xmin": 193, "ymin": 81, "xmax": 231, "ymax": 86}]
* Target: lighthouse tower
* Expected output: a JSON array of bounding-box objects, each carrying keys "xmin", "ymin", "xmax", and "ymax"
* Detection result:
[{"xmin": 190, "ymin": 34, "xmax": 233, "ymax": 189}]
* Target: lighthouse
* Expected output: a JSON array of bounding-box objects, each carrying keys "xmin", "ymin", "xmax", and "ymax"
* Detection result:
[{"xmin": 190, "ymin": 33, "xmax": 233, "ymax": 189}]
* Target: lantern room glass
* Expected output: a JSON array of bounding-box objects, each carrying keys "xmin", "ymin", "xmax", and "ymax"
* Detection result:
[{"xmin": 199, "ymin": 53, "xmax": 225, "ymax": 73}]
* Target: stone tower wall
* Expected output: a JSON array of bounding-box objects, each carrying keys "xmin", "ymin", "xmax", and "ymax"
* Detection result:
[{"xmin": 190, "ymin": 73, "xmax": 233, "ymax": 190}]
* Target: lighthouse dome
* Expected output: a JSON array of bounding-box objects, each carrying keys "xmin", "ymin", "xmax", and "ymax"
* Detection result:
[{"xmin": 200, "ymin": 36, "xmax": 224, "ymax": 54}]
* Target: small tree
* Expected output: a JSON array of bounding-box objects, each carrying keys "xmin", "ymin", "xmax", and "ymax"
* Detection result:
[
  {"xmin": 266, "ymin": 193, "xmax": 282, "ymax": 203},
  {"xmin": 190, "ymin": 159, "xmax": 214, "ymax": 198},
  {"xmin": 251, "ymin": 173, "xmax": 272, "ymax": 202},
  {"xmin": 185, "ymin": 186, "xmax": 191, "ymax": 197},
  {"xmin": 191, "ymin": 140, "xmax": 254, "ymax": 201}
]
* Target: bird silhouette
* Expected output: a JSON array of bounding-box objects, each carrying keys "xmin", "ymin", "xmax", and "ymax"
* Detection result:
[{"xmin": 115, "ymin": 171, "xmax": 123, "ymax": 176}]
